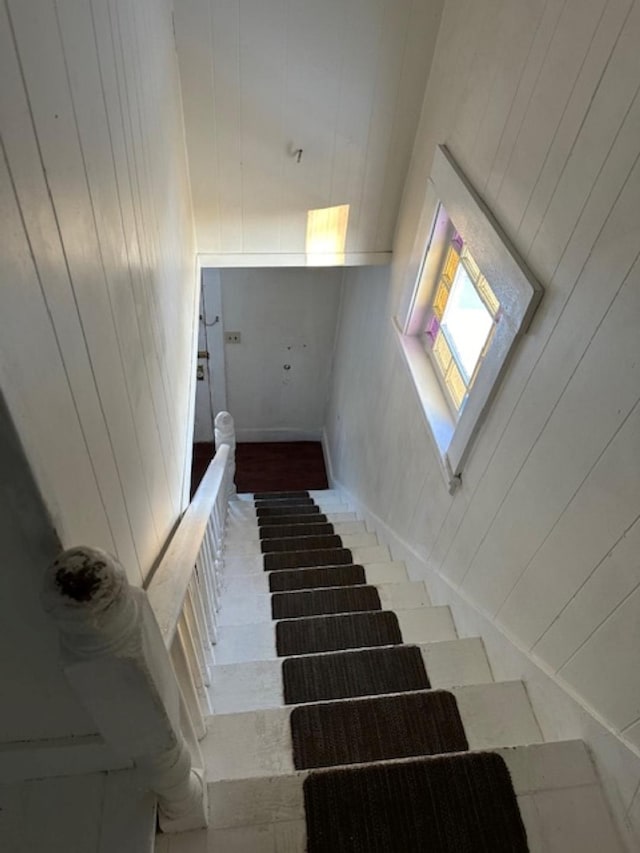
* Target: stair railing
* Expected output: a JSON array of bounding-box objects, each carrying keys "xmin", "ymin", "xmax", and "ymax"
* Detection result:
[{"xmin": 42, "ymin": 412, "xmax": 237, "ymax": 833}]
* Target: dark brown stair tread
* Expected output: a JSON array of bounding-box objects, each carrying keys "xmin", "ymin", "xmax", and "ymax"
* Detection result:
[
  {"xmin": 282, "ymin": 645, "xmax": 430, "ymax": 704},
  {"xmin": 261, "ymin": 534, "xmax": 342, "ymax": 554},
  {"xmin": 269, "ymin": 565, "xmax": 366, "ymax": 592},
  {"xmin": 304, "ymin": 752, "xmax": 528, "ymax": 852},
  {"xmin": 253, "ymin": 491, "xmax": 310, "ymax": 500},
  {"xmin": 259, "ymin": 513, "xmax": 328, "ymax": 528},
  {"xmin": 257, "ymin": 505, "xmax": 321, "ymax": 518},
  {"xmin": 265, "ymin": 548, "xmax": 353, "ymax": 571},
  {"xmin": 255, "ymin": 497, "xmax": 315, "ymax": 508},
  {"xmin": 276, "ymin": 611, "xmax": 402, "ymax": 656},
  {"xmin": 291, "ymin": 690, "xmax": 468, "ymax": 769},
  {"xmin": 260, "ymin": 522, "xmax": 335, "ymax": 540},
  {"xmin": 272, "ymin": 586, "xmax": 381, "ymax": 620}
]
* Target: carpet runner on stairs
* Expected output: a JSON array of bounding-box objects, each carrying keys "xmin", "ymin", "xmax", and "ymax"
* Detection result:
[
  {"xmin": 254, "ymin": 491, "xmax": 529, "ymax": 851},
  {"xmin": 260, "ymin": 533, "xmax": 342, "ymax": 553},
  {"xmin": 260, "ymin": 522, "xmax": 335, "ymax": 540},
  {"xmin": 304, "ymin": 753, "xmax": 528, "ymax": 852},
  {"xmin": 268, "ymin": 564, "xmax": 367, "ymax": 592},
  {"xmin": 271, "ymin": 585, "xmax": 381, "ymax": 619},
  {"xmin": 281, "ymin": 645, "xmax": 430, "ymax": 704},
  {"xmin": 258, "ymin": 512, "xmax": 329, "ymax": 528}
]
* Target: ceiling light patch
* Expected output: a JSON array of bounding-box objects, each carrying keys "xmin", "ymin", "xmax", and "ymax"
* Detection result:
[{"xmin": 306, "ymin": 205, "xmax": 349, "ymax": 266}]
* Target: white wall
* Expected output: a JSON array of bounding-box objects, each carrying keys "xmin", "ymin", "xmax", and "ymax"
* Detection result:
[
  {"xmin": 326, "ymin": 0, "xmax": 640, "ymax": 844},
  {"xmin": 217, "ymin": 268, "xmax": 343, "ymax": 442},
  {"xmin": 0, "ymin": 0, "xmax": 198, "ymax": 588}
]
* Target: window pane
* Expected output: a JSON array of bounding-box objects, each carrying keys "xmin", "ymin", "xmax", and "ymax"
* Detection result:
[{"xmin": 441, "ymin": 262, "xmax": 494, "ymax": 382}]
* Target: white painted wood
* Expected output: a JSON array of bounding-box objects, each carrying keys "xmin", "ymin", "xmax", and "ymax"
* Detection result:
[
  {"xmin": 218, "ymin": 581, "xmax": 429, "ymax": 627},
  {"xmin": 171, "ymin": 629, "xmax": 207, "ymax": 742},
  {"xmin": 213, "ymin": 605, "xmax": 456, "ymax": 666},
  {"xmin": 221, "ymin": 561, "xmax": 408, "ymax": 597},
  {"xmin": 43, "ymin": 546, "xmax": 208, "ymax": 831},
  {"xmin": 207, "ymin": 637, "xmax": 493, "ymax": 715},
  {"xmin": 226, "ymin": 531, "xmax": 378, "ymax": 557},
  {"xmin": 202, "ymin": 681, "xmax": 541, "ymax": 783},
  {"xmin": 0, "ymin": 0, "xmax": 198, "ymax": 585},
  {"xmin": 148, "ymin": 444, "xmax": 230, "ymax": 647},
  {"xmin": 226, "ymin": 521, "xmax": 367, "ymax": 543},
  {"xmin": 324, "ymin": 2, "xmax": 640, "ymax": 842}
]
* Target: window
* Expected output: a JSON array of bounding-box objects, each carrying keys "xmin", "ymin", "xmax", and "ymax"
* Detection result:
[
  {"xmin": 424, "ymin": 227, "xmax": 501, "ymax": 414},
  {"xmin": 395, "ymin": 145, "xmax": 542, "ymax": 492}
]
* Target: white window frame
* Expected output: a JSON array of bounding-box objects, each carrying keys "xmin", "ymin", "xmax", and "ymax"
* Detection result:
[{"xmin": 395, "ymin": 145, "xmax": 543, "ymax": 492}]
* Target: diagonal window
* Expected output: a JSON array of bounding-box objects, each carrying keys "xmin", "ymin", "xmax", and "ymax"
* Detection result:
[{"xmin": 423, "ymin": 229, "xmax": 500, "ymax": 414}]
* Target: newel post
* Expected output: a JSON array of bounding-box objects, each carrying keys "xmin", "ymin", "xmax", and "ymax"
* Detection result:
[
  {"xmin": 42, "ymin": 547, "xmax": 208, "ymax": 832},
  {"xmin": 214, "ymin": 410, "xmax": 236, "ymax": 499}
]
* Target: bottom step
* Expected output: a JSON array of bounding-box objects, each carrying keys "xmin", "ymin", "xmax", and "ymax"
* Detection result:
[{"xmin": 155, "ymin": 741, "xmax": 624, "ymax": 853}]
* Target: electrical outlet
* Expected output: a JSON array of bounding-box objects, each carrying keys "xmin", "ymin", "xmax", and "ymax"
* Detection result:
[{"xmin": 225, "ymin": 331, "xmax": 242, "ymax": 344}]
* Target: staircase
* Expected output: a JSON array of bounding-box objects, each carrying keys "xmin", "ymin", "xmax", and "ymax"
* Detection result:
[{"xmin": 156, "ymin": 489, "xmax": 624, "ymax": 852}]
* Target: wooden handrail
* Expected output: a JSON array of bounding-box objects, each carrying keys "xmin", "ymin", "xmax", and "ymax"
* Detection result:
[{"xmin": 147, "ymin": 443, "xmax": 230, "ymax": 649}]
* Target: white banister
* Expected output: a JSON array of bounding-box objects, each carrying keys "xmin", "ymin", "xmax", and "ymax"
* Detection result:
[
  {"xmin": 42, "ymin": 547, "xmax": 208, "ymax": 832},
  {"xmin": 147, "ymin": 441, "xmax": 231, "ymax": 648},
  {"xmin": 42, "ymin": 411, "xmax": 238, "ymax": 833}
]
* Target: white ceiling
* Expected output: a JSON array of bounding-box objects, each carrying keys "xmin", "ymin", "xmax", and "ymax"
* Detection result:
[{"xmin": 173, "ymin": 0, "xmax": 442, "ymax": 265}]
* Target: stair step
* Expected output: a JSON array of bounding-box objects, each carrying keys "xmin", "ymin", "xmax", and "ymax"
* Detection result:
[
  {"xmin": 225, "ymin": 520, "xmax": 366, "ymax": 542},
  {"xmin": 272, "ymin": 585, "xmax": 382, "ymax": 620},
  {"xmin": 162, "ymin": 741, "xmax": 621, "ymax": 852},
  {"xmin": 208, "ymin": 638, "xmax": 493, "ymax": 714},
  {"xmin": 222, "ymin": 561, "xmax": 408, "ymax": 596},
  {"xmin": 303, "ymin": 752, "xmax": 527, "ymax": 851},
  {"xmin": 226, "ymin": 531, "xmax": 378, "ymax": 557},
  {"xmin": 260, "ymin": 522, "xmax": 335, "ymax": 540},
  {"xmin": 252, "ymin": 491, "xmax": 310, "ymax": 500},
  {"xmin": 268, "ymin": 564, "xmax": 366, "ymax": 592},
  {"xmin": 282, "ymin": 644, "xmax": 429, "ymax": 705},
  {"xmin": 291, "ymin": 690, "xmax": 468, "ymax": 769},
  {"xmin": 214, "ymin": 605, "xmax": 457, "ymax": 664},
  {"xmin": 265, "ymin": 547, "xmax": 354, "ymax": 571},
  {"xmin": 218, "ymin": 581, "xmax": 431, "ymax": 627},
  {"xmin": 225, "ymin": 545, "xmax": 392, "ymax": 574},
  {"xmin": 227, "ymin": 511, "xmax": 358, "ymax": 531},
  {"xmin": 231, "ymin": 501, "xmax": 351, "ymax": 519},
  {"xmin": 202, "ymin": 681, "xmax": 542, "ymax": 784}
]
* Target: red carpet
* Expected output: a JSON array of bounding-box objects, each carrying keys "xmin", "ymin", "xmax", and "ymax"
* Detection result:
[{"xmin": 191, "ymin": 441, "xmax": 329, "ymax": 495}]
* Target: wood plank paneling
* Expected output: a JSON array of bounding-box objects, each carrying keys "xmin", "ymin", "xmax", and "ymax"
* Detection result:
[
  {"xmin": 0, "ymin": 0, "xmax": 197, "ymax": 583},
  {"xmin": 325, "ymin": 0, "xmax": 640, "ymax": 835}
]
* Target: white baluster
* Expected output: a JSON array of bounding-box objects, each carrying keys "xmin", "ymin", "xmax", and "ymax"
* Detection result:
[
  {"xmin": 42, "ymin": 546, "xmax": 207, "ymax": 832},
  {"xmin": 170, "ymin": 630, "xmax": 207, "ymax": 741},
  {"xmin": 195, "ymin": 557, "xmax": 217, "ymax": 644}
]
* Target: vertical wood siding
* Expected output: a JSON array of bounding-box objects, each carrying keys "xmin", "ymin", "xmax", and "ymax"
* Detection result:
[
  {"xmin": 326, "ymin": 0, "xmax": 640, "ymax": 834},
  {"xmin": 0, "ymin": 0, "xmax": 197, "ymax": 585}
]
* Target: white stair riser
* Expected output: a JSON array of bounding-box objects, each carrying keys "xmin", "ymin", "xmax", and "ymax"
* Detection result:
[
  {"xmin": 208, "ymin": 638, "xmax": 493, "ymax": 715},
  {"xmin": 221, "ymin": 561, "xmax": 409, "ymax": 597},
  {"xmin": 217, "ymin": 581, "xmax": 431, "ymax": 627},
  {"xmin": 224, "ymin": 545, "xmax": 392, "ymax": 575},
  {"xmin": 203, "ymin": 681, "xmax": 543, "ymax": 784},
  {"xmin": 226, "ymin": 521, "xmax": 368, "ymax": 544},
  {"xmin": 202, "ymin": 741, "xmax": 607, "ymax": 830},
  {"xmin": 225, "ymin": 531, "xmax": 379, "ymax": 557},
  {"xmin": 213, "ymin": 606, "xmax": 457, "ymax": 665}
]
